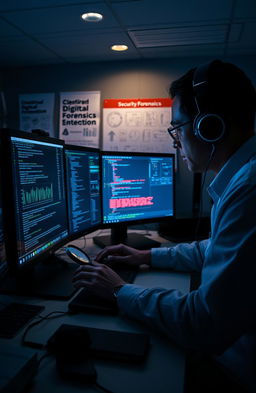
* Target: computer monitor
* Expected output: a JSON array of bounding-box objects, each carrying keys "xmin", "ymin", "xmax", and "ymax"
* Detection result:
[
  {"xmin": 94, "ymin": 152, "xmax": 175, "ymax": 249},
  {"xmin": 64, "ymin": 145, "xmax": 101, "ymax": 240},
  {"xmin": 0, "ymin": 129, "xmax": 76, "ymax": 299}
]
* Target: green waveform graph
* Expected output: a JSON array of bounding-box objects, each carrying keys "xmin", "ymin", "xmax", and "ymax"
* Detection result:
[{"xmin": 21, "ymin": 184, "xmax": 53, "ymax": 205}]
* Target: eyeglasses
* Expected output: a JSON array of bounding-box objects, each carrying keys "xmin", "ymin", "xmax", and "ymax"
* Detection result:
[{"xmin": 167, "ymin": 120, "xmax": 193, "ymax": 148}]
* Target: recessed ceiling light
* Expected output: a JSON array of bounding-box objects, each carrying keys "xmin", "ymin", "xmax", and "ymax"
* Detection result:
[
  {"xmin": 111, "ymin": 45, "xmax": 128, "ymax": 51},
  {"xmin": 81, "ymin": 12, "xmax": 103, "ymax": 22}
]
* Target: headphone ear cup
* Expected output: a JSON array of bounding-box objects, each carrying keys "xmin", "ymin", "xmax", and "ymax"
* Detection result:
[{"xmin": 194, "ymin": 113, "xmax": 225, "ymax": 143}]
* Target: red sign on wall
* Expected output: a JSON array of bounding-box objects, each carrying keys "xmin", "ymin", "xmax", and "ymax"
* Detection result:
[{"xmin": 103, "ymin": 98, "xmax": 174, "ymax": 154}]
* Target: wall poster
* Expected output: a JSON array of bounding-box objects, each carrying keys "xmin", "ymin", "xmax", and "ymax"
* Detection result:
[
  {"xmin": 59, "ymin": 91, "xmax": 100, "ymax": 148},
  {"xmin": 19, "ymin": 93, "xmax": 55, "ymax": 136},
  {"xmin": 102, "ymin": 98, "xmax": 175, "ymax": 154}
]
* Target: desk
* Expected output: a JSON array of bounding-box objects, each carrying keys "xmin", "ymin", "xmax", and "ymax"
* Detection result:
[{"xmin": 0, "ymin": 230, "xmax": 190, "ymax": 393}]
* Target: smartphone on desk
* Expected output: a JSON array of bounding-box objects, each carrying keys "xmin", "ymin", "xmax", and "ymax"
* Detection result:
[{"xmin": 65, "ymin": 245, "xmax": 92, "ymax": 265}]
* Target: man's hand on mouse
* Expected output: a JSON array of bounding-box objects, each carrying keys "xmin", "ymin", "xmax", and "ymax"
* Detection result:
[{"xmin": 72, "ymin": 263, "xmax": 125, "ymax": 301}]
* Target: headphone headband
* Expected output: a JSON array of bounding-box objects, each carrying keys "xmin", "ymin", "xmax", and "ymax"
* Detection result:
[{"xmin": 192, "ymin": 60, "xmax": 226, "ymax": 143}]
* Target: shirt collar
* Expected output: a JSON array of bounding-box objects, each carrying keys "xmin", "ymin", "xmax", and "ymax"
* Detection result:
[{"xmin": 208, "ymin": 135, "xmax": 256, "ymax": 202}]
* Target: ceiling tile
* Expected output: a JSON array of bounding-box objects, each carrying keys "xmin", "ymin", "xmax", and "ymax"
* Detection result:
[
  {"xmin": 38, "ymin": 29, "xmax": 138, "ymax": 58},
  {"xmin": 233, "ymin": 0, "xmax": 256, "ymax": 18},
  {"xmin": 112, "ymin": 0, "xmax": 233, "ymax": 27},
  {"xmin": 2, "ymin": 3, "xmax": 118, "ymax": 35},
  {"xmin": 226, "ymin": 22, "xmax": 256, "ymax": 55},
  {"xmin": 0, "ymin": 0, "xmax": 102, "ymax": 13},
  {"xmin": 0, "ymin": 37, "xmax": 62, "ymax": 67},
  {"xmin": 0, "ymin": 0, "xmax": 255, "ymax": 67}
]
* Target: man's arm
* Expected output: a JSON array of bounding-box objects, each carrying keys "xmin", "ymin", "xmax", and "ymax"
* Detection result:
[
  {"xmin": 117, "ymin": 184, "xmax": 256, "ymax": 354},
  {"xmin": 151, "ymin": 239, "xmax": 208, "ymax": 272}
]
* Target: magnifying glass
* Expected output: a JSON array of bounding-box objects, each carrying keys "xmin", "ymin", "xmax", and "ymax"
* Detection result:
[{"xmin": 65, "ymin": 245, "xmax": 92, "ymax": 265}]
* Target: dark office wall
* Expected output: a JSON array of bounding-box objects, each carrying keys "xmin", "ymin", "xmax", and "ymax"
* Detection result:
[{"xmin": 2, "ymin": 55, "xmax": 256, "ymax": 217}]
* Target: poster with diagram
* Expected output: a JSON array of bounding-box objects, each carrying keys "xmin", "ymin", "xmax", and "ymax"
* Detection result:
[
  {"xmin": 103, "ymin": 98, "xmax": 175, "ymax": 154},
  {"xmin": 59, "ymin": 91, "xmax": 100, "ymax": 148},
  {"xmin": 19, "ymin": 93, "xmax": 55, "ymax": 136}
]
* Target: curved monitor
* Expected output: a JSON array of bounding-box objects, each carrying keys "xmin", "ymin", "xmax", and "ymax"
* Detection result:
[
  {"xmin": 1, "ymin": 130, "xmax": 75, "ymax": 299},
  {"xmin": 64, "ymin": 144, "xmax": 102, "ymax": 240},
  {"xmin": 94, "ymin": 152, "xmax": 175, "ymax": 249}
]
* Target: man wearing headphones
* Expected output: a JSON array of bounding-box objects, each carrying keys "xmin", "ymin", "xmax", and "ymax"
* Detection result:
[{"xmin": 73, "ymin": 60, "xmax": 256, "ymax": 393}]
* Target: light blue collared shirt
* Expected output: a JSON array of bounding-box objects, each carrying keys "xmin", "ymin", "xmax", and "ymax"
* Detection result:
[{"xmin": 117, "ymin": 135, "xmax": 256, "ymax": 391}]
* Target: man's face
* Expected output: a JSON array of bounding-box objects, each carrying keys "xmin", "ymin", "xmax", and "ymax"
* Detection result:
[{"xmin": 171, "ymin": 95, "xmax": 212, "ymax": 173}]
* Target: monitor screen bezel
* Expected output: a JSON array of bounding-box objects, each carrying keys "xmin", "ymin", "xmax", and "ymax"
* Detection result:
[
  {"xmin": 100, "ymin": 150, "xmax": 175, "ymax": 229},
  {"xmin": 64, "ymin": 143, "xmax": 102, "ymax": 241},
  {"xmin": 1, "ymin": 129, "xmax": 70, "ymax": 273}
]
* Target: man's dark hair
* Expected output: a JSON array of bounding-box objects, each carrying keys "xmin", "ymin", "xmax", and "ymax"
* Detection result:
[{"xmin": 169, "ymin": 60, "xmax": 256, "ymax": 132}]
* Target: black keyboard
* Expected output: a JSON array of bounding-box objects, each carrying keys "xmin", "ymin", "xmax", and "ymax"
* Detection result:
[{"xmin": 0, "ymin": 303, "xmax": 45, "ymax": 339}]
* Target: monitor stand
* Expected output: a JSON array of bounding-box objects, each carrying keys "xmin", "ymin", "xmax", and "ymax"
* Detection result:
[
  {"xmin": 93, "ymin": 225, "xmax": 161, "ymax": 250},
  {"xmin": 0, "ymin": 255, "xmax": 78, "ymax": 300}
]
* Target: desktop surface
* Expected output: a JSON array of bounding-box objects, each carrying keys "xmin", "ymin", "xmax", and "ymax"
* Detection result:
[{"xmin": 0, "ymin": 230, "xmax": 190, "ymax": 393}]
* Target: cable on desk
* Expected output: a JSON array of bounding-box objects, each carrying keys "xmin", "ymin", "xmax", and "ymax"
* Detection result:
[
  {"xmin": 19, "ymin": 304, "xmax": 120, "ymax": 393},
  {"xmin": 22, "ymin": 310, "xmax": 118, "ymax": 393},
  {"xmin": 21, "ymin": 310, "xmax": 68, "ymax": 346}
]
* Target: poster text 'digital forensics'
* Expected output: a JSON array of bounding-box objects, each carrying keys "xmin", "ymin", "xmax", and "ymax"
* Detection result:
[{"xmin": 59, "ymin": 91, "xmax": 100, "ymax": 148}]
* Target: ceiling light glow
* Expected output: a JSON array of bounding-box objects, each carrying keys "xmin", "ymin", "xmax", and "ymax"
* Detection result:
[
  {"xmin": 81, "ymin": 12, "xmax": 103, "ymax": 22},
  {"xmin": 111, "ymin": 45, "xmax": 128, "ymax": 51}
]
